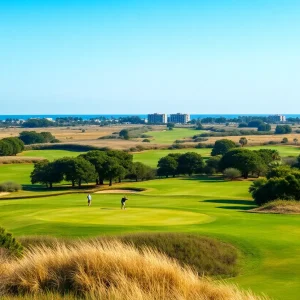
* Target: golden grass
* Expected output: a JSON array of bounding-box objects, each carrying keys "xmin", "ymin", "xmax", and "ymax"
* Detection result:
[
  {"xmin": 0, "ymin": 157, "xmax": 44, "ymax": 164},
  {"xmin": 0, "ymin": 240, "xmax": 266, "ymax": 300},
  {"xmin": 251, "ymin": 200, "xmax": 300, "ymax": 214}
]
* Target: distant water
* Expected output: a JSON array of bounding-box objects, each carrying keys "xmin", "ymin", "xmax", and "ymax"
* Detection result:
[{"xmin": 0, "ymin": 114, "xmax": 300, "ymax": 121}]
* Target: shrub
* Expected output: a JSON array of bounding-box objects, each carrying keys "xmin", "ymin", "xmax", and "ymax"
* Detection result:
[
  {"xmin": 142, "ymin": 139, "xmax": 151, "ymax": 143},
  {"xmin": 0, "ymin": 227, "xmax": 23, "ymax": 258},
  {"xmin": 223, "ymin": 168, "xmax": 241, "ymax": 180},
  {"xmin": 0, "ymin": 181, "xmax": 21, "ymax": 192},
  {"xmin": 275, "ymin": 125, "xmax": 292, "ymax": 134},
  {"xmin": 281, "ymin": 137, "xmax": 288, "ymax": 143}
]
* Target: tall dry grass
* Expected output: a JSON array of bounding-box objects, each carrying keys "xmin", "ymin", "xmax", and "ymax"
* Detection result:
[{"xmin": 0, "ymin": 240, "xmax": 266, "ymax": 300}]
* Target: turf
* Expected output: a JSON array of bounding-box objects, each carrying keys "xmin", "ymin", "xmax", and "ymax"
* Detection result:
[
  {"xmin": 146, "ymin": 128, "xmax": 206, "ymax": 144},
  {"xmin": 0, "ymin": 178, "xmax": 299, "ymax": 299},
  {"xmin": 18, "ymin": 150, "xmax": 85, "ymax": 161}
]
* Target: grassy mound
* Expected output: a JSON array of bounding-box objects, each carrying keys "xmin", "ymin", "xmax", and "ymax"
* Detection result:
[
  {"xmin": 19, "ymin": 233, "xmax": 239, "ymax": 278},
  {"xmin": 251, "ymin": 200, "xmax": 300, "ymax": 214},
  {"xmin": 0, "ymin": 240, "xmax": 263, "ymax": 300},
  {"xmin": 119, "ymin": 233, "xmax": 239, "ymax": 277}
]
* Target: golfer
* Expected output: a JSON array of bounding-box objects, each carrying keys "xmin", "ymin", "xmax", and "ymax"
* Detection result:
[
  {"xmin": 121, "ymin": 196, "xmax": 128, "ymax": 210},
  {"xmin": 87, "ymin": 194, "xmax": 92, "ymax": 206}
]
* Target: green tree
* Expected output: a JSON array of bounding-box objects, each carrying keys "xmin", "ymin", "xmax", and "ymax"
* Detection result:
[
  {"xmin": 31, "ymin": 160, "xmax": 64, "ymax": 188},
  {"xmin": 257, "ymin": 123, "xmax": 271, "ymax": 131},
  {"xmin": 119, "ymin": 129, "xmax": 130, "ymax": 140},
  {"xmin": 80, "ymin": 150, "xmax": 108, "ymax": 185},
  {"xmin": 1, "ymin": 138, "xmax": 24, "ymax": 155},
  {"xmin": 177, "ymin": 152, "xmax": 204, "ymax": 176},
  {"xmin": 293, "ymin": 138, "xmax": 298, "ymax": 145},
  {"xmin": 275, "ymin": 125, "xmax": 292, "ymax": 134},
  {"xmin": 128, "ymin": 162, "xmax": 155, "ymax": 181},
  {"xmin": 19, "ymin": 131, "xmax": 45, "ymax": 144},
  {"xmin": 211, "ymin": 139, "xmax": 236, "ymax": 156},
  {"xmin": 239, "ymin": 137, "xmax": 248, "ymax": 147},
  {"xmin": 157, "ymin": 156, "xmax": 178, "ymax": 178},
  {"xmin": 0, "ymin": 140, "xmax": 13, "ymax": 156},
  {"xmin": 204, "ymin": 156, "xmax": 221, "ymax": 175},
  {"xmin": 167, "ymin": 123, "xmax": 175, "ymax": 130},
  {"xmin": 57, "ymin": 157, "xmax": 97, "ymax": 187},
  {"xmin": 247, "ymin": 120, "xmax": 264, "ymax": 128},
  {"xmin": 103, "ymin": 157, "xmax": 126, "ymax": 186},
  {"xmin": 220, "ymin": 149, "xmax": 264, "ymax": 179}
]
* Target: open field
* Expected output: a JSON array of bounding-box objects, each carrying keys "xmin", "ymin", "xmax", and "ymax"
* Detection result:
[
  {"xmin": 18, "ymin": 149, "xmax": 86, "ymax": 161},
  {"xmin": 0, "ymin": 177, "xmax": 299, "ymax": 299},
  {"xmin": 143, "ymin": 127, "xmax": 205, "ymax": 144}
]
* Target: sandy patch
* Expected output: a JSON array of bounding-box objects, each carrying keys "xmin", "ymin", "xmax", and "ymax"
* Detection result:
[
  {"xmin": 95, "ymin": 189, "xmax": 141, "ymax": 194},
  {"xmin": 0, "ymin": 192, "xmax": 10, "ymax": 197}
]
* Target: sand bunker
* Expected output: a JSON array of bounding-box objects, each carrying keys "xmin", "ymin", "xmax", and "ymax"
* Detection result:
[
  {"xmin": 0, "ymin": 192, "xmax": 10, "ymax": 197},
  {"xmin": 95, "ymin": 189, "xmax": 142, "ymax": 194}
]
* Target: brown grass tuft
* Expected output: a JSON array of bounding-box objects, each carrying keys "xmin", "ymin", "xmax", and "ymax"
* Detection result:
[
  {"xmin": 251, "ymin": 200, "xmax": 300, "ymax": 214},
  {"xmin": 0, "ymin": 240, "xmax": 266, "ymax": 300}
]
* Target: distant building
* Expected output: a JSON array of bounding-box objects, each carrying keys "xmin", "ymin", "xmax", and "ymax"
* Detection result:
[
  {"xmin": 169, "ymin": 113, "xmax": 190, "ymax": 124},
  {"xmin": 148, "ymin": 113, "xmax": 167, "ymax": 124},
  {"xmin": 269, "ymin": 115, "xmax": 286, "ymax": 122}
]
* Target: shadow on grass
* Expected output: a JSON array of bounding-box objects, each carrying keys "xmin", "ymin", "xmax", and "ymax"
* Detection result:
[
  {"xmin": 180, "ymin": 175, "xmax": 224, "ymax": 182},
  {"xmin": 21, "ymin": 184, "xmax": 96, "ymax": 193},
  {"xmin": 203, "ymin": 199, "xmax": 256, "ymax": 211}
]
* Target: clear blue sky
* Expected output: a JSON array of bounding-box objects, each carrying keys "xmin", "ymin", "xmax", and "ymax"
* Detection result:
[{"xmin": 0, "ymin": 0, "xmax": 299, "ymax": 114}]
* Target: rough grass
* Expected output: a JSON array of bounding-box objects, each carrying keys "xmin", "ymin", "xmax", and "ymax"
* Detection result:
[
  {"xmin": 0, "ymin": 157, "xmax": 44, "ymax": 164},
  {"xmin": 118, "ymin": 233, "xmax": 239, "ymax": 277},
  {"xmin": 251, "ymin": 200, "xmax": 300, "ymax": 214},
  {"xmin": 0, "ymin": 240, "xmax": 264, "ymax": 300},
  {"xmin": 18, "ymin": 233, "xmax": 239, "ymax": 278}
]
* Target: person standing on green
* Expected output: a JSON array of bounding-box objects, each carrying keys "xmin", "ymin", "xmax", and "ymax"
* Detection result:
[
  {"xmin": 87, "ymin": 194, "xmax": 92, "ymax": 206},
  {"xmin": 121, "ymin": 196, "xmax": 128, "ymax": 210}
]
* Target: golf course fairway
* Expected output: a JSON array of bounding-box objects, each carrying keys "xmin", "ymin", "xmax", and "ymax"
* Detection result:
[{"xmin": 0, "ymin": 177, "xmax": 299, "ymax": 299}]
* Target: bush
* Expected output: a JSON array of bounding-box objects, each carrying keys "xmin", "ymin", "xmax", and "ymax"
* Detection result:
[
  {"xmin": 142, "ymin": 139, "xmax": 151, "ymax": 143},
  {"xmin": 0, "ymin": 181, "xmax": 21, "ymax": 192},
  {"xmin": 275, "ymin": 125, "xmax": 292, "ymax": 134},
  {"xmin": 281, "ymin": 137, "xmax": 288, "ymax": 143},
  {"xmin": 0, "ymin": 227, "xmax": 23, "ymax": 258},
  {"xmin": 223, "ymin": 168, "xmax": 241, "ymax": 180}
]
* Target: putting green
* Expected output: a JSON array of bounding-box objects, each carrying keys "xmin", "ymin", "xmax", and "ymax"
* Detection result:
[{"xmin": 30, "ymin": 207, "xmax": 213, "ymax": 226}]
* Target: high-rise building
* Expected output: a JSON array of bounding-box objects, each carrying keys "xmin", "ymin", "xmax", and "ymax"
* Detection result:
[
  {"xmin": 268, "ymin": 115, "xmax": 286, "ymax": 122},
  {"xmin": 169, "ymin": 113, "xmax": 190, "ymax": 124},
  {"xmin": 147, "ymin": 113, "xmax": 167, "ymax": 124}
]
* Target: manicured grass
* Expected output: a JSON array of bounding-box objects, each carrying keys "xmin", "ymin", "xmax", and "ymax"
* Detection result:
[
  {"xmin": 146, "ymin": 128, "xmax": 205, "ymax": 144},
  {"xmin": 0, "ymin": 177, "xmax": 299, "ymax": 299},
  {"xmin": 18, "ymin": 149, "xmax": 85, "ymax": 161},
  {"xmin": 246, "ymin": 145, "xmax": 300, "ymax": 157},
  {"xmin": 133, "ymin": 148, "xmax": 212, "ymax": 167}
]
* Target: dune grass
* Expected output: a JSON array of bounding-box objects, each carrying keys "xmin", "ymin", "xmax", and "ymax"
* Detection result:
[
  {"xmin": 251, "ymin": 200, "xmax": 300, "ymax": 214},
  {"xmin": 0, "ymin": 240, "xmax": 264, "ymax": 300}
]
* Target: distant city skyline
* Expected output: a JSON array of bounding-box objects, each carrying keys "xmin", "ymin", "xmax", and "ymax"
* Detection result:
[{"xmin": 0, "ymin": 1, "xmax": 300, "ymax": 114}]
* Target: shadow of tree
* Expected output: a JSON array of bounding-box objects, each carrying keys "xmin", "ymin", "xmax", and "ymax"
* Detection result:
[{"xmin": 202, "ymin": 199, "xmax": 256, "ymax": 211}]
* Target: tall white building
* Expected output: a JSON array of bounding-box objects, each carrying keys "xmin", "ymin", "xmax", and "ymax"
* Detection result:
[{"xmin": 269, "ymin": 115, "xmax": 286, "ymax": 122}]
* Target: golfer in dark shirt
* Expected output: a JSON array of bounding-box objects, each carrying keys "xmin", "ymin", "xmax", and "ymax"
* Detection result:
[{"xmin": 121, "ymin": 196, "xmax": 128, "ymax": 210}]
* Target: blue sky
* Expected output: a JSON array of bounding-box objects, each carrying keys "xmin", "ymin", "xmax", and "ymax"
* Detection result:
[{"xmin": 0, "ymin": 0, "xmax": 299, "ymax": 114}]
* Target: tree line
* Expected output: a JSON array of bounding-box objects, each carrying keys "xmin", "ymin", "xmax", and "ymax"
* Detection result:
[
  {"xmin": 31, "ymin": 150, "xmax": 155, "ymax": 188},
  {"xmin": 19, "ymin": 131, "xmax": 59, "ymax": 145},
  {"xmin": 249, "ymin": 164, "xmax": 300, "ymax": 205},
  {"xmin": 0, "ymin": 137, "xmax": 24, "ymax": 156}
]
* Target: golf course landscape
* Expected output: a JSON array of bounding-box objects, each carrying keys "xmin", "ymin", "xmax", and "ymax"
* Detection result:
[{"xmin": 0, "ymin": 142, "xmax": 300, "ymax": 299}]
